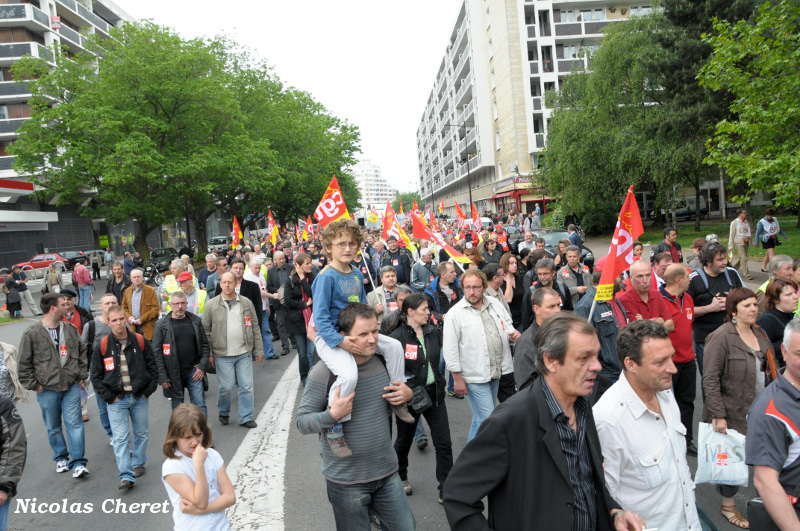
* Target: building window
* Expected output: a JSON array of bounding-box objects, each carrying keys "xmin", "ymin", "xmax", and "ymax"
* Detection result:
[
  {"xmin": 631, "ymin": 5, "xmax": 652, "ymax": 16},
  {"xmin": 498, "ymin": 162, "xmax": 503, "ymax": 178},
  {"xmin": 488, "ymin": 39, "xmax": 493, "ymax": 58},
  {"xmin": 561, "ymin": 10, "xmax": 575, "ymax": 23},
  {"xmin": 493, "ymin": 100, "xmax": 498, "ymax": 120},
  {"xmin": 486, "ymin": 7, "xmax": 491, "ymax": 29},
  {"xmin": 495, "ymin": 130, "xmax": 501, "ymax": 150},
  {"xmin": 491, "ymin": 70, "xmax": 495, "ymax": 89}
]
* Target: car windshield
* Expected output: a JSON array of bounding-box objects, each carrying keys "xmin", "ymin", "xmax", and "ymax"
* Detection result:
[
  {"xmin": 208, "ymin": 237, "xmax": 227, "ymax": 245},
  {"xmin": 537, "ymin": 231, "xmax": 570, "ymax": 247},
  {"xmin": 150, "ymin": 249, "xmax": 176, "ymax": 259}
]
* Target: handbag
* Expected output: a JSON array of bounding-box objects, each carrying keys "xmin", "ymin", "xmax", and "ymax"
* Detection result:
[
  {"xmin": 694, "ymin": 422, "xmax": 748, "ymax": 487},
  {"xmin": 408, "ymin": 385, "xmax": 432, "ymax": 415},
  {"xmin": 747, "ymin": 485, "xmax": 800, "ymax": 530}
]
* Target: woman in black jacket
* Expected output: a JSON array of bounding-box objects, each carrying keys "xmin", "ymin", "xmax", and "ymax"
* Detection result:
[
  {"xmin": 756, "ymin": 278, "xmax": 799, "ymax": 366},
  {"xmin": 283, "ymin": 252, "xmax": 315, "ymax": 385},
  {"xmin": 387, "ymin": 294, "xmax": 453, "ymax": 503}
]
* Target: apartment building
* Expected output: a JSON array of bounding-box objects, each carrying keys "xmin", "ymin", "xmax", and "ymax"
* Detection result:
[
  {"xmin": 352, "ymin": 159, "xmax": 397, "ymax": 214},
  {"xmin": 0, "ymin": 0, "xmax": 136, "ymax": 265},
  {"xmin": 417, "ymin": 0, "xmax": 653, "ymax": 217}
]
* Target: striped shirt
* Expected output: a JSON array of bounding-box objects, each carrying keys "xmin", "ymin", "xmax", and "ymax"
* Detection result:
[
  {"xmin": 118, "ymin": 337, "xmax": 133, "ymax": 392},
  {"xmin": 542, "ymin": 378, "xmax": 596, "ymax": 531},
  {"xmin": 295, "ymin": 354, "xmax": 396, "ymax": 485}
]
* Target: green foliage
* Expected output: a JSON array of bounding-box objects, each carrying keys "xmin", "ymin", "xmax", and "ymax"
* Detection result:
[
  {"xmin": 699, "ymin": 0, "xmax": 800, "ymax": 221},
  {"xmin": 581, "ymin": 203, "xmax": 620, "ymax": 237},
  {"xmin": 542, "ymin": 202, "xmax": 566, "ymax": 229},
  {"xmin": 392, "ymin": 192, "xmax": 421, "ymax": 214}
]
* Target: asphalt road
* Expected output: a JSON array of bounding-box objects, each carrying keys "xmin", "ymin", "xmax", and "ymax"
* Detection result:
[{"xmin": 2, "ymin": 249, "xmax": 771, "ymax": 530}]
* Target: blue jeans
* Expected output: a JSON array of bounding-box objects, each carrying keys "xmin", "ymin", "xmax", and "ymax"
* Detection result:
[
  {"xmin": 36, "ymin": 382, "xmax": 87, "ymax": 470},
  {"xmin": 0, "ymin": 499, "xmax": 7, "ymax": 529},
  {"xmin": 171, "ymin": 368, "xmax": 207, "ymax": 418},
  {"xmin": 261, "ymin": 312, "xmax": 276, "ymax": 359},
  {"xmin": 215, "ymin": 353, "xmax": 254, "ymax": 424},
  {"xmin": 439, "ymin": 355, "xmax": 454, "ymax": 392},
  {"xmin": 107, "ymin": 395, "xmax": 149, "ymax": 482},
  {"xmin": 78, "ymin": 285, "xmax": 92, "ymax": 311},
  {"xmin": 94, "ymin": 389, "xmax": 112, "ymax": 437},
  {"xmin": 465, "ymin": 379, "xmax": 499, "ymax": 441},
  {"xmin": 414, "ymin": 421, "xmax": 427, "ymax": 441},
  {"xmin": 294, "ymin": 334, "xmax": 315, "ymax": 385},
  {"xmin": 326, "ymin": 472, "xmax": 415, "ymax": 531}
]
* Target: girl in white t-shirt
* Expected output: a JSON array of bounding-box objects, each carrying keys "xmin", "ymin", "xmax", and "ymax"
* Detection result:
[{"xmin": 161, "ymin": 405, "xmax": 235, "ymax": 531}]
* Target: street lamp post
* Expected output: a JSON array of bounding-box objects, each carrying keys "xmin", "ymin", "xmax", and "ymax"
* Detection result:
[{"xmin": 443, "ymin": 122, "xmax": 474, "ymax": 208}]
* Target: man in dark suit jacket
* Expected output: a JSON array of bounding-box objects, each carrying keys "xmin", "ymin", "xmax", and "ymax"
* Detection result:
[
  {"xmin": 214, "ymin": 258, "xmax": 263, "ymax": 326},
  {"xmin": 443, "ymin": 313, "xmax": 646, "ymax": 531},
  {"xmin": 265, "ymin": 251, "xmax": 293, "ymax": 355}
]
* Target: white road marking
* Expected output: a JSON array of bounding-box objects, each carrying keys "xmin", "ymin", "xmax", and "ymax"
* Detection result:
[{"xmin": 226, "ymin": 356, "xmax": 300, "ymax": 530}]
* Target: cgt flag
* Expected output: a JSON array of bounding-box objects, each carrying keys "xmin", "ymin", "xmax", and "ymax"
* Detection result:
[
  {"xmin": 438, "ymin": 199, "xmax": 445, "ymax": 213},
  {"xmin": 594, "ymin": 185, "xmax": 644, "ymax": 301},
  {"xmin": 232, "ymin": 215, "xmax": 243, "ymax": 249},
  {"xmin": 314, "ymin": 175, "xmax": 350, "ymax": 228},
  {"xmin": 471, "ymin": 203, "xmax": 482, "ymax": 232},
  {"xmin": 410, "ymin": 211, "xmax": 471, "ymax": 264},
  {"xmin": 267, "ymin": 209, "xmax": 279, "ymax": 246}
]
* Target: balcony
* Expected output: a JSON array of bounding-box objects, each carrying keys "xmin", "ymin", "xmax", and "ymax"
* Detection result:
[
  {"xmin": 527, "ymin": 25, "xmax": 536, "ymax": 39},
  {"xmin": 531, "ymin": 97, "xmax": 542, "ymax": 111},
  {"xmin": 0, "ymin": 81, "xmax": 30, "ymax": 98},
  {"xmin": 0, "ymin": 42, "xmax": 53, "ymax": 65},
  {"xmin": 0, "ymin": 3, "xmax": 51, "ymax": 32},
  {"xmin": 56, "ymin": 0, "xmax": 109, "ymax": 35},
  {"xmin": 554, "ymin": 19, "xmax": 620, "ymax": 38},
  {"xmin": 535, "ymin": 133, "xmax": 544, "ymax": 148},
  {"xmin": 557, "ymin": 59, "xmax": 584, "ymax": 72},
  {"xmin": 529, "ymin": 61, "xmax": 539, "ymax": 75},
  {"xmin": 0, "ymin": 118, "xmax": 26, "ymax": 136},
  {"xmin": 0, "ymin": 156, "xmax": 15, "ymax": 171},
  {"xmin": 466, "ymin": 127, "xmax": 478, "ymax": 145},
  {"xmin": 454, "ymin": 73, "xmax": 473, "ymax": 104},
  {"xmin": 555, "ymin": 22, "xmax": 582, "ymax": 36},
  {"xmin": 453, "ymin": 52, "xmax": 469, "ymax": 78},
  {"xmin": 57, "ymin": 25, "xmax": 83, "ymax": 48}
]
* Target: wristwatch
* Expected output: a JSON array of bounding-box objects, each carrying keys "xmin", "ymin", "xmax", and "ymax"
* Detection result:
[{"xmin": 611, "ymin": 509, "xmax": 624, "ymax": 522}]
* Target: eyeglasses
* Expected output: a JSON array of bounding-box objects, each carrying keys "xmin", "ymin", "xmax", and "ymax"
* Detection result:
[{"xmin": 333, "ymin": 242, "xmax": 358, "ymax": 249}]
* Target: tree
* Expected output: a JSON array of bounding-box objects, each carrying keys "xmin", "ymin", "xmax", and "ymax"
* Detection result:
[
  {"xmin": 699, "ymin": 0, "xmax": 800, "ymax": 225},
  {"xmin": 392, "ymin": 191, "xmax": 421, "ymax": 214},
  {"xmin": 11, "ymin": 22, "xmax": 247, "ymax": 261}
]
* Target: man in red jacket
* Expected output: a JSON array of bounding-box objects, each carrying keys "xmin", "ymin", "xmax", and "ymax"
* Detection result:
[{"xmin": 72, "ymin": 259, "xmax": 94, "ymax": 312}]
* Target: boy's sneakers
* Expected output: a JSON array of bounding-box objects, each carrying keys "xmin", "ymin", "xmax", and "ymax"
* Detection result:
[
  {"xmin": 72, "ymin": 465, "xmax": 89, "ymax": 478},
  {"xmin": 392, "ymin": 403, "xmax": 415, "ymax": 423},
  {"xmin": 56, "ymin": 460, "xmax": 69, "ymax": 473},
  {"xmin": 326, "ymin": 424, "xmax": 352, "ymax": 458}
]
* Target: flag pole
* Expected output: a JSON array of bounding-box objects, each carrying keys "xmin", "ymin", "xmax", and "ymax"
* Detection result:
[
  {"xmin": 587, "ymin": 299, "xmax": 597, "ymax": 322},
  {"xmin": 359, "ymin": 249, "xmax": 378, "ymax": 293}
]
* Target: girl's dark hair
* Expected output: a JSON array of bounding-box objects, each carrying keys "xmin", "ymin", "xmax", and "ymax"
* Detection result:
[
  {"xmin": 400, "ymin": 294, "xmax": 428, "ymax": 324},
  {"xmin": 163, "ymin": 404, "xmax": 212, "ymax": 459}
]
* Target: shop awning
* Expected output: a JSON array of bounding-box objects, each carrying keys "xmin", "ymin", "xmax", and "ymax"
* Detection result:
[{"xmin": 491, "ymin": 191, "xmax": 515, "ymax": 200}]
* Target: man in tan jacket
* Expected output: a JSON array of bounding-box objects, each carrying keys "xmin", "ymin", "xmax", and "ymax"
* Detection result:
[{"xmin": 121, "ymin": 269, "xmax": 159, "ymax": 341}]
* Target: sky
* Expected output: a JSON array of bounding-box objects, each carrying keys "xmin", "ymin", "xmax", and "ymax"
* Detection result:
[{"xmin": 115, "ymin": 0, "xmax": 464, "ymax": 194}]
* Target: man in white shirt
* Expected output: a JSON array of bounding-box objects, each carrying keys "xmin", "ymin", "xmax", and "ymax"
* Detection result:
[
  {"xmin": 728, "ymin": 208, "xmax": 752, "ymax": 280},
  {"xmin": 244, "ymin": 256, "xmax": 276, "ymax": 360},
  {"xmin": 517, "ymin": 231, "xmax": 536, "ymax": 253},
  {"xmin": 593, "ymin": 320, "xmax": 701, "ymax": 531}
]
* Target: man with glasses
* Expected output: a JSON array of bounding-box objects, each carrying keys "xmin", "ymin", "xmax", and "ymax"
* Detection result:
[{"xmin": 651, "ymin": 252, "xmax": 673, "ymax": 291}]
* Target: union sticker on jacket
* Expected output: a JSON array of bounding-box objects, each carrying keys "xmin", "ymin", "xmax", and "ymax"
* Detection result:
[
  {"xmin": 104, "ymin": 357, "xmax": 115, "ymax": 371},
  {"xmin": 244, "ymin": 315, "xmax": 252, "ymax": 327},
  {"xmin": 163, "ymin": 344, "xmax": 171, "ymax": 356},
  {"xmin": 404, "ymin": 344, "xmax": 418, "ymax": 361}
]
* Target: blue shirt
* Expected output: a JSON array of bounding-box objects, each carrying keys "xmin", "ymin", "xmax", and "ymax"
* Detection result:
[
  {"xmin": 569, "ymin": 231, "xmax": 581, "ymax": 248},
  {"xmin": 311, "ymin": 265, "xmax": 367, "ymax": 349}
]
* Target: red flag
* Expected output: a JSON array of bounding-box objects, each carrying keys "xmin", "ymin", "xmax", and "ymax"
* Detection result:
[
  {"xmin": 410, "ymin": 211, "xmax": 471, "ymax": 263},
  {"xmin": 438, "ymin": 199, "xmax": 445, "ymax": 213},
  {"xmin": 412, "ymin": 199, "xmax": 420, "ymax": 215},
  {"xmin": 267, "ymin": 209, "xmax": 278, "ymax": 246},
  {"xmin": 314, "ymin": 175, "xmax": 350, "ymax": 228},
  {"xmin": 429, "ymin": 211, "xmax": 438, "ymax": 231},
  {"xmin": 595, "ymin": 186, "xmax": 644, "ymax": 301},
  {"xmin": 383, "ymin": 200, "xmax": 395, "ymax": 241},
  {"xmin": 471, "ymin": 203, "xmax": 481, "ymax": 232},
  {"xmin": 399, "ymin": 199, "xmax": 404, "ymax": 215},
  {"xmin": 232, "ymin": 216, "xmax": 243, "ymax": 248}
]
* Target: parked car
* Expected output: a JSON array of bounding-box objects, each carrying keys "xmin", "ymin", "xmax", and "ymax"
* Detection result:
[
  {"xmin": 149, "ymin": 247, "xmax": 179, "ymax": 272},
  {"xmin": 531, "ymin": 229, "xmax": 595, "ymax": 272},
  {"xmin": 84, "ymin": 250, "xmax": 106, "ymax": 266},
  {"xmin": 648, "ymin": 196, "xmax": 708, "ymax": 221},
  {"xmin": 207, "ymin": 236, "xmax": 232, "ymax": 253},
  {"xmin": 59, "ymin": 250, "xmax": 88, "ymax": 270},
  {"xmin": 11, "ymin": 253, "xmax": 69, "ymax": 278},
  {"xmin": 503, "ymin": 225, "xmax": 525, "ymax": 254}
]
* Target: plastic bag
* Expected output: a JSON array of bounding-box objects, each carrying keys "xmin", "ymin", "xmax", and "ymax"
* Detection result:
[{"xmin": 694, "ymin": 422, "xmax": 748, "ymax": 487}]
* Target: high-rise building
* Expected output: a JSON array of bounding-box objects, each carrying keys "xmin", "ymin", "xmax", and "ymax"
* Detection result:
[
  {"xmin": 352, "ymin": 159, "xmax": 397, "ymax": 214},
  {"xmin": 0, "ymin": 0, "xmax": 134, "ymax": 264},
  {"xmin": 417, "ymin": 0, "xmax": 652, "ymax": 217}
]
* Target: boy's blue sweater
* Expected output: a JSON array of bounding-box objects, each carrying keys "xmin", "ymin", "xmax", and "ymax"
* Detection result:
[{"xmin": 311, "ymin": 265, "xmax": 368, "ymax": 349}]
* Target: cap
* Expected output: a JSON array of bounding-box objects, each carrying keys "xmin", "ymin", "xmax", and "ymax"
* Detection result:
[
  {"xmin": 595, "ymin": 256, "xmax": 607, "ymax": 272},
  {"xmin": 692, "ymin": 238, "xmax": 707, "ymax": 249},
  {"xmin": 177, "ymin": 272, "xmax": 193, "ymax": 282},
  {"xmin": 60, "ymin": 288, "xmax": 77, "ymax": 298}
]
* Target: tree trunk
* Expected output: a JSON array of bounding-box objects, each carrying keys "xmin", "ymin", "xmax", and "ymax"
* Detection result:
[
  {"xmin": 193, "ymin": 218, "xmax": 208, "ymax": 256},
  {"xmin": 134, "ymin": 222, "xmax": 157, "ymax": 264},
  {"xmin": 694, "ymin": 186, "xmax": 702, "ymax": 232}
]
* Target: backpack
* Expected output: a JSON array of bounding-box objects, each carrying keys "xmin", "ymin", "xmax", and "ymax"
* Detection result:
[
  {"xmin": 100, "ymin": 332, "xmax": 145, "ymax": 356},
  {"xmin": 692, "ymin": 267, "xmax": 735, "ymax": 293}
]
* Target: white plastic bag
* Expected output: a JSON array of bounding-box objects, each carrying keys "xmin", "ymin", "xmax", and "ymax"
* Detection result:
[{"xmin": 694, "ymin": 422, "xmax": 748, "ymax": 487}]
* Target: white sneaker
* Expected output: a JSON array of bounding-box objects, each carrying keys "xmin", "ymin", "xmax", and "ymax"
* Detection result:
[
  {"xmin": 109, "ymin": 437, "xmax": 114, "ymax": 446},
  {"xmin": 56, "ymin": 460, "xmax": 68, "ymax": 473},
  {"xmin": 72, "ymin": 465, "xmax": 89, "ymax": 478}
]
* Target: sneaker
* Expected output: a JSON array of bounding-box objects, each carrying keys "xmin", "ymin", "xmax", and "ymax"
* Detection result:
[
  {"xmin": 133, "ymin": 466, "xmax": 146, "ymax": 477},
  {"xmin": 447, "ymin": 389, "xmax": 465, "ymax": 399},
  {"xmin": 326, "ymin": 424, "xmax": 352, "ymax": 458},
  {"xmin": 56, "ymin": 460, "xmax": 69, "ymax": 473},
  {"xmin": 438, "ymin": 495, "xmax": 444, "ymax": 504},
  {"xmin": 416, "ymin": 438, "xmax": 428, "ymax": 451},
  {"xmin": 240, "ymin": 420, "xmax": 257, "ymax": 429},
  {"xmin": 219, "ymin": 415, "xmax": 229, "ymax": 425},
  {"xmin": 118, "ymin": 480, "xmax": 134, "ymax": 489},
  {"xmin": 392, "ymin": 403, "xmax": 415, "ymax": 423},
  {"xmin": 109, "ymin": 437, "xmax": 114, "ymax": 446},
  {"xmin": 72, "ymin": 465, "xmax": 89, "ymax": 478},
  {"xmin": 402, "ymin": 479, "xmax": 412, "ymax": 496}
]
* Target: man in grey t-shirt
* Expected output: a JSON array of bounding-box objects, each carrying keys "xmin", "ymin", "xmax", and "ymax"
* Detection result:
[{"xmin": 295, "ymin": 303, "xmax": 414, "ymax": 530}]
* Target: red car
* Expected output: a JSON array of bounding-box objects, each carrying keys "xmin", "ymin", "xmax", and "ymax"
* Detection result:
[{"xmin": 11, "ymin": 253, "xmax": 69, "ymax": 278}]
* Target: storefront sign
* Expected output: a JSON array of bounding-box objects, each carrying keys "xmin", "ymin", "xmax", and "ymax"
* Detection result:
[{"xmin": 99, "ymin": 235, "xmax": 109, "ymax": 248}]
